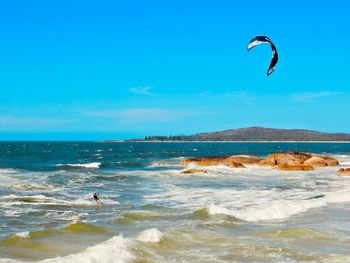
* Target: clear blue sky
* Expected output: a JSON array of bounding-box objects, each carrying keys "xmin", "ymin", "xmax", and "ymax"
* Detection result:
[{"xmin": 0, "ymin": 0, "xmax": 349, "ymax": 140}]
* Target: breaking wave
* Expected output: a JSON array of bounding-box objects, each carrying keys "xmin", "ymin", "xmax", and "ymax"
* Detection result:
[{"xmin": 56, "ymin": 162, "xmax": 101, "ymax": 169}]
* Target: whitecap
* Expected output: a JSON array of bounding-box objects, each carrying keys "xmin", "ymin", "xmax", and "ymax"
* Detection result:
[
  {"xmin": 136, "ymin": 228, "xmax": 163, "ymax": 243},
  {"xmin": 207, "ymin": 189, "xmax": 350, "ymax": 222},
  {"xmin": 56, "ymin": 162, "xmax": 101, "ymax": 169},
  {"xmin": 39, "ymin": 235, "xmax": 133, "ymax": 263},
  {"xmin": 15, "ymin": 231, "xmax": 30, "ymax": 238}
]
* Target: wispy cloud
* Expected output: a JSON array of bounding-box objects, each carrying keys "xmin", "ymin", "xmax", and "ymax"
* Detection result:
[
  {"xmin": 198, "ymin": 90, "xmax": 255, "ymax": 106},
  {"xmin": 290, "ymin": 91, "xmax": 344, "ymax": 102},
  {"xmin": 0, "ymin": 116, "xmax": 73, "ymax": 131},
  {"xmin": 129, "ymin": 86, "xmax": 157, "ymax": 96},
  {"xmin": 80, "ymin": 108, "xmax": 207, "ymax": 122}
]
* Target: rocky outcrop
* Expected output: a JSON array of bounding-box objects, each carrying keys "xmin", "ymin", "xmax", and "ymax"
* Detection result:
[
  {"xmin": 181, "ymin": 152, "xmax": 339, "ymax": 172},
  {"xmin": 337, "ymin": 168, "xmax": 350, "ymax": 175},
  {"xmin": 222, "ymin": 161, "xmax": 245, "ymax": 168},
  {"xmin": 267, "ymin": 152, "xmax": 312, "ymax": 166},
  {"xmin": 302, "ymin": 156, "xmax": 328, "ymax": 167},
  {"xmin": 312, "ymin": 154, "xmax": 339, "ymax": 166},
  {"xmin": 277, "ymin": 164, "xmax": 314, "ymax": 171},
  {"xmin": 258, "ymin": 157, "xmax": 276, "ymax": 166},
  {"xmin": 181, "ymin": 169, "xmax": 208, "ymax": 174},
  {"xmin": 181, "ymin": 156, "xmax": 229, "ymax": 166},
  {"xmin": 181, "ymin": 156, "xmax": 245, "ymax": 168},
  {"xmin": 224, "ymin": 155, "xmax": 263, "ymax": 164}
]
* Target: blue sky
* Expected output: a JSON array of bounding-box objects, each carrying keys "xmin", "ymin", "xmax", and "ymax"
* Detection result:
[{"xmin": 0, "ymin": 0, "xmax": 349, "ymax": 140}]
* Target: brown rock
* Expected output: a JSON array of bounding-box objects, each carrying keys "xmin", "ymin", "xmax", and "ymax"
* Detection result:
[
  {"xmin": 277, "ymin": 164, "xmax": 314, "ymax": 171},
  {"xmin": 258, "ymin": 158, "xmax": 276, "ymax": 166},
  {"xmin": 337, "ymin": 168, "xmax": 350, "ymax": 175},
  {"xmin": 181, "ymin": 169, "xmax": 208, "ymax": 174},
  {"xmin": 303, "ymin": 156, "xmax": 328, "ymax": 167},
  {"xmin": 180, "ymin": 156, "xmax": 245, "ymax": 168},
  {"xmin": 221, "ymin": 160, "xmax": 245, "ymax": 168},
  {"xmin": 225, "ymin": 155, "xmax": 263, "ymax": 165},
  {"xmin": 268, "ymin": 152, "xmax": 312, "ymax": 165},
  {"xmin": 312, "ymin": 154, "xmax": 339, "ymax": 166},
  {"xmin": 181, "ymin": 156, "xmax": 229, "ymax": 166}
]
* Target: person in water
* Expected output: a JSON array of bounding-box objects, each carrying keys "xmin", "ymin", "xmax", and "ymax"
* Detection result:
[{"xmin": 93, "ymin": 192, "xmax": 101, "ymax": 203}]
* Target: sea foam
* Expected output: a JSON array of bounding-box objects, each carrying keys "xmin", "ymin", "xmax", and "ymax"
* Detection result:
[
  {"xmin": 136, "ymin": 228, "xmax": 163, "ymax": 243},
  {"xmin": 56, "ymin": 162, "xmax": 101, "ymax": 169},
  {"xmin": 207, "ymin": 189, "xmax": 350, "ymax": 222},
  {"xmin": 40, "ymin": 235, "xmax": 133, "ymax": 263}
]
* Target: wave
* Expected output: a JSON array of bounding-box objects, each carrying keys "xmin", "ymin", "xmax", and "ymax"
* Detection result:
[
  {"xmin": 0, "ymin": 235, "xmax": 133, "ymax": 263},
  {"xmin": 136, "ymin": 228, "xmax": 163, "ymax": 243},
  {"xmin": 0, "ymin": 194, "xmax": 94, "ymax": 207},
  {"xmin": 55, "ymin": 162, "xmax": 101, "ymax": 169},
  {"xmin": 0, "ymin": 168, "xmax": 19, "ymax": 174},
  {"xmin": 40, "ymin": 235, "xmax": 133, "ymax": 263},
  {"xmin": 63, "ymin": 222, "xmax": 110, "ymax": 234},
  {"xmin": 15, "ymin": 231, "xmax": 30, "ymax": 238},
  {"xmin": 206, "ymin": 189, "xmax": 350, "ymax": 222}
]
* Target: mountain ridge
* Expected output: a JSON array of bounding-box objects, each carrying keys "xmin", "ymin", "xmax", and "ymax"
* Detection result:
[{"xmin": 141, "ymin": 127, "xmax": 350, "ymax": 141}]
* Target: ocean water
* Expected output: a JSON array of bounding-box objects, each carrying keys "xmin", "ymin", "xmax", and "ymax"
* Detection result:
[{"xmin": 0, "ymin": 142, "xmax": 350, "ymax": 262}]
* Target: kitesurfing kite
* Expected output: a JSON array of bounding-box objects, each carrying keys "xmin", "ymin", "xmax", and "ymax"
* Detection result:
[{"xmin": 247, "ymin": 36, "xmax": 278, "ymax": 76}]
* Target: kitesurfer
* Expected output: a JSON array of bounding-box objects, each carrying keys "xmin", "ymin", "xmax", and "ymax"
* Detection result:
[{"xmin": 93, "ymin": 192, "xmax": 101, "ymax": 203}]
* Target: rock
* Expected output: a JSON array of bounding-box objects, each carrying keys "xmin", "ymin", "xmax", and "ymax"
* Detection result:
[
  {"xmin": 277, "ymin": 164, "xmax": 314, "ymax": 171},
  {"xmin": 337, "ymin": 168, "xmax": 350, "ymax": 175},
  {"xmin": 181, "ymin": 169, "xmax": 208, "ymax": 174},
  {"xmin": 312, "ymin": 154, "xmax": 339, "ymax": 166},
  {"xmin": 268, "ymin": 152, "xmax": 312, "ymax": 165},
  {"xmin": 303, "ymin": 156, "xmax": 328, "ymax": 167},
  {"xmin": 181, "ymin": 156, "xmax": 229, "ymax": 166},
  {"xmin": 180, "ymin": 152, "xmax": 338, "ymax": 172},
  {"xmin": 257, "ymin": 158, "xmax": 276, "ymax": 166},
  {"xmin": 180, "ymin": 156, "xmax": 245, "ymax": 168},
  {"xmin": 225, "ymin": 155, "xmax": 263, "ymax": 165},
  {"xmin": 221, "ymin": 160, "xmax": 245, "ymax": 168}
]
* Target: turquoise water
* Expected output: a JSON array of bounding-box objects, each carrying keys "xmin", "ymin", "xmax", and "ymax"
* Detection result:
[{"xmin": 1, "ymin": 142, "xmax": 350, "ymax": 262}]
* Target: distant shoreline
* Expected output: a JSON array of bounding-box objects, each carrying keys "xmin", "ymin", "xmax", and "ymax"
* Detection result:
[{"xmin": 103, "ymin": 140, "xmax": 350, "ymax": 143}]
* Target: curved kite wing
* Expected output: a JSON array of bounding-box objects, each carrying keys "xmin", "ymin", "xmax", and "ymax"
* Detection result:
[{"xmin": 248, "ymin": 36, "xmax": 278, "ymax": 76}]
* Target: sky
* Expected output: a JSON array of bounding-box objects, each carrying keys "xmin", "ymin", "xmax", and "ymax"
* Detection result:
[{"xmin": 0, "ymin": 0, "xmax": 349, "ymax": 140}]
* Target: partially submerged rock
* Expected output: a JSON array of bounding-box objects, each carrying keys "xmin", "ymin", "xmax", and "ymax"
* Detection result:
[
  {"xmin": 267, "ymin": 152, "xmax": 312, "ymax": 166},
  {"xmin": 337, "ymin": 168, "xmax": 350, "ymax": 175},
  {"xmin": 181, "ymin": 169, "xmax": 208, "ymax": 174},
  {"xmin": 181, "ymin": 151, "xmax": 339, "ymax": 172},
  {"xmin": 181, "ymin": 156, "xmax": 229, "ymax": 166},
  {"xmin": 277, "ymin": 164, "xmax": 314, "ymax": 171},
  {"xmin": 303, "ymin": 156, "xmax": 328, "ymax": 167},
  {"xmin": 225, "ymin": 155, "xmax": 263, "ymax": 165},
  {"xmin": 257, "ymin": 157, "xmax": 276, "ymax": 166},
  {"xmin": 312, "ymin": 154, "xmax": 339, "ymax": 166},
  {"xmin": 181, "ymin": 156, "xmax": 245, "ymax": 168}
]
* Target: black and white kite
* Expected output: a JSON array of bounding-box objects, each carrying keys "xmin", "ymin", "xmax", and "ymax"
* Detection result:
[{"xmin": 247, "ymin": 36, "xmax": 278, "ymax": 76}]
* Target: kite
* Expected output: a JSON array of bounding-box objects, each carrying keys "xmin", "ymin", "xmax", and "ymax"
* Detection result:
[{"xmin": 247, "ymin": 36, "xmax": 278, "ymax": 76}]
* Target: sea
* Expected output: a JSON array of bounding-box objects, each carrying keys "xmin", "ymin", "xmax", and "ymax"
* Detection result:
[{"xmin": 0, "ymin": 141, "xmax": 350, "ymax": 263}]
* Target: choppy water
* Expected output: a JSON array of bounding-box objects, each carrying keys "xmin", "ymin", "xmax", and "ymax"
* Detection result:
[{"xmin": 1, "ymin": 142, "xmax": 350, "ymax": 262}]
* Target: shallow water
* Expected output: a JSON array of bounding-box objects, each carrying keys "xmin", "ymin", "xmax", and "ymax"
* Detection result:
[{"xmin": 0, "ymin": 142, "xmax": 350, "ymax": 262}]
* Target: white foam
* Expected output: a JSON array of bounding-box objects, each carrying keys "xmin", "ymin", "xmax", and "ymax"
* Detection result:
[
  {"xmin": 56, "ymin": 162, "xmax": 101, "ymax": 168},
  {"xmin": 40, "ymin": 235, "xmax": 133, "ymax": 263},
  {"xmin": 207, "ymin": 189, "xmax": 350, "ymax": 222},
  {"xmin": 0, "ymin": 194, "xmax": 95, "ymax": 207},
  {"xmin": 136, "ymin": 228, "xmax": 163, "ymax": 243},
  {"xmin": 15, "ymin": 231, "xmax": 30, "ymax": 238}
]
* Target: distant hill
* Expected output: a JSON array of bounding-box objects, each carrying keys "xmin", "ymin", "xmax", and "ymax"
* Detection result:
[{"xmin": 143, "ymin": 127, "xmax": 350, "ymax": 141}]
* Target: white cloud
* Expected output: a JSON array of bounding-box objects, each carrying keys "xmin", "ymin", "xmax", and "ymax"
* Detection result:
[
  {"xmin": 290, "ymin": 91, "xmax": 344, "ymax": 102},
  {"xmin": 198, "ymin": 90, "xmax": 255, "ymax": 106},
  {"xmin": 0, "ymin": 116, "xmax": 73, "ymax": 131},
  {"xmin": 80, "ymin": 108, "xmax": 207, "ymax": 122},
  {"xmin": 129, "ymin": 86, "xmax": 157, "ymax": 96},
  {"xmin": 118, "ymin": 108, "xmax": 190, "ymax": 122}
]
